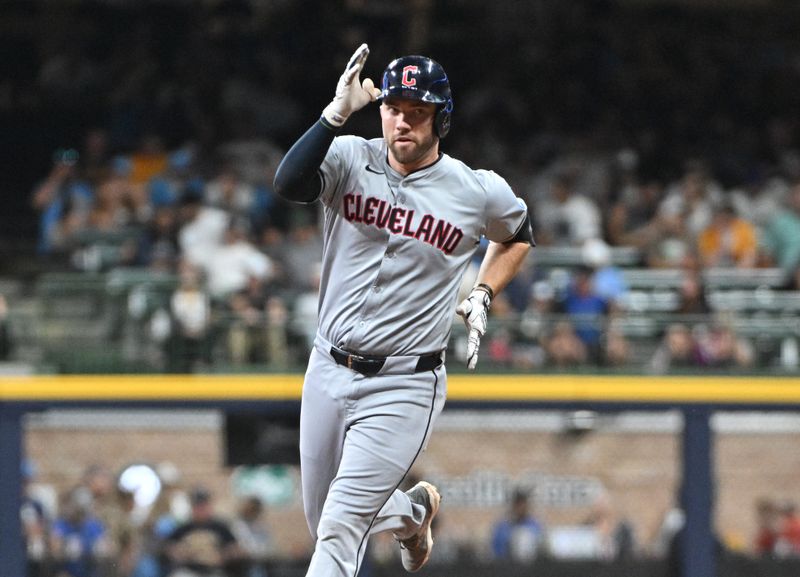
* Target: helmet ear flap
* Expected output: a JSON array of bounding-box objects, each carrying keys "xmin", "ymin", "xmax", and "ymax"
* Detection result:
[{"xmin": 435, "ymin": 100, "xmax": 453, "ymax": 139}]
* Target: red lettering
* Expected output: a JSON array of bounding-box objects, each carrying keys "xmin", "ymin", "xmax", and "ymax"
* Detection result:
[
  {"xmin": 343, "ymin": 195, "xmax": 460, "ymax": 256},
  {"xmin": 353, "ymin": 194, "xmax": 364, "ymax": 223},
  {"xmin": 389, "ymin": 207, "xmax": 405, "ymax": 234},
  {"xmin": 429, "ymin": 220, "xmax": 453, "ymax": 250},
  {"xmin": 375, "ymin": 200, "xmax": 391, "ymax": 229},
  {"xmin": 415, "ymin": 215, "xmax": 434, "ymax": 242},
  {"xmin": 343, "ymin": 194, "xmax": 356, "ymax": 221},
  {"xmin": 442, "ymin": 227, "xmax": 464, "ymax": 255},
  {"xmin": 402, "ymin": 210, "xmax": 416, "ymax": 237},
  {"xmin": 363, "ymin": 197, "xmax": 379, "ymax": 225}
]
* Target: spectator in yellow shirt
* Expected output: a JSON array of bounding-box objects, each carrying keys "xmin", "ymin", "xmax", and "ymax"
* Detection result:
[{"xmin": 697, "ymin": 201, "xmax": 757, "ymax": 268}]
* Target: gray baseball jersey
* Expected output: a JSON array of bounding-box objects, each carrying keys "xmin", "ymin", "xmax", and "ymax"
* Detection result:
[
  {"xmin": 299, "ymin": 133, "xmax": 528, "ymax": 577},
  {"xmin": 316, "ymin": 134, "xmax": 528, "ymax": 356}
]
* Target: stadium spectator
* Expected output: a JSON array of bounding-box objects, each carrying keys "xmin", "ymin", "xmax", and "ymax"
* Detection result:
[
  {"xmin": 491, "ymin": 488, "xmax": 545, "ymax": 562},
  {"xmin": 544, "ymin": 320, "xmax": 588, "ymax": 368},
  {"xmin": 582, "ymin": 493, "xmax": 637, "ymax": 561},
  {"xmin": 130, "ymin": 134, "xmax": 170, "ymax": 188},
  {"xmin": 226, "ymin": 277, "xmax": 290, "ymax": 367},
  {"xmin": 693, "ymin": 322, "xmax": 755, "ymax": 370},
  {"xmin": 761, "ymin": 181, "xmax": 800, "ymax": 288},
  {"xmin": 65, "ymin": 156, "xmax": 149, "ymax": 272},
  {"xmin": 582, "ymin": 238, "xmax": 628, "ymax": 310},
  {"xmin": 50, "ymin": 487, "xmax": 111, "ymax": 577},
  {"xmin": 257, "ymin": 225, "xmax": 291, "ymax": 291},
  {"xmin": 81, "ymin": 464, "xmax": 117, "ymax": 533},
  {"xmin": 149, "ymin": 146, "xmax": 205, "ymax": 210},
  {"xmin": 775, "ymin": 501, "xmax": 800, "ymax": 557},
  {"xmin": 135, "ymin": 206, "xmax": 181, "ymax": 272},
  {"xmin": 230, "ymin": 496, "xmax": 276, "ymax": 577},
  {"xmin": 559, "ymin": 266, "xmax": 610, "ymax": 362},
  {"xmin": 658, "ymin": 163, "xmax": 723, "ymax": 242},
  {"xmin": 607, "ymin": 178, "xmax": 665, "ymax": 249},
  {"xmin": 204, "ymin": 165, "xmax": 259, "ymax": 225},
  {"xmin": 104, "ymin": 487, "xmax": 150, "ymax": 577},
  {"xmin": 696, "ymin": 199, "xmax": 758, "ymax": 269},
  {"xmin": 177, "ymin": 190, "xmax": 230, "ymax": 269},
  {"xmin": 21, "ymin": 460, "xmax": 49, "ymax": 577},
  {"xmin": 31, "ymin": 148, "xmax": 94, "ymax": 256},
  {"xmin": 163, "ymin": 486, "xmax": 244, "ymax": 577},
  {"xmin": 534, "ymin": 171, "xmax": 602, "ymax": 246},
  {"xmin": 753, "ymin": 497, "xmax": 781, "ymax": 557},
  {"xmin": 289, "ymin": 262, "xmax": 322, "ymax": 358},
  {"xmin": 167, "ymin": 262, "xmax": 212, "ymax": 373},
  {"xmin": 648, "ymin": 323, "xmax": 700, "ymax": 374},
  {"xmin": 647, "ymin": 163, "xmax": 721, "ymax": 269},
  {"xmin": 201, "ymin": 219, "xmax": 274, "ymax": 302},
  {"xmin": 675, "ymin": 266, "xmax": 711, "ymax": 316},
  {"xmin": 140, "ymin": 463, "xmax": 191, "ymax": 577},
  {"xmin": 279, "ymin": 214, "xmax": 323, "ymax": 292},
  {"xmin": 602, "ymin": 324, "xmax": 632, "ymax": 368},
  {"xmin": 728, "ymin": 171, "xmax": 788, "ymax": 232}
]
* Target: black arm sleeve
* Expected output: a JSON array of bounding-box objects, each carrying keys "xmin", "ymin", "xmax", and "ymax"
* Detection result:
[
  {"xmin": 504, "ymin": 212, "xmax": 535, "ymax": 246},
  {"xmin": 273, "ymin": 118, "xmax": 338, "ymax": 203}
]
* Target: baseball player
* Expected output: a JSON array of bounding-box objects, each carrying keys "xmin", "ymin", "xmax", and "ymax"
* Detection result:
[{"xmin": 273, "ymin": 44, "xmax": 533, "ymax": 576}]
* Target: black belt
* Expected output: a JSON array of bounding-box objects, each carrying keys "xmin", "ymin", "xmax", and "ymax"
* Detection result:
[{"xmin": 329, "ymin": 347, "xmax": 442, "ymax": 376}]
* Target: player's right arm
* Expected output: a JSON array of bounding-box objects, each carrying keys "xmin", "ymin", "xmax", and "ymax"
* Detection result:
[
  {"xmin": 272, "ymin": 120, "xmax": 338, "ymax": 203},
  {"xmin": 273, "ymin": 44, "xmax": 380, "ymax": 203}
]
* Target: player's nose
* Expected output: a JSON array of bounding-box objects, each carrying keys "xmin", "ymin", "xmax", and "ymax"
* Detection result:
[{"xmin": 395, "ymin": 113, "xmax": 411, "ymax": 129}]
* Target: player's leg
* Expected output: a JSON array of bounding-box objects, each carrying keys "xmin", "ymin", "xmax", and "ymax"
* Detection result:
[
  {"xmin": 299, "ymin": 346, "xmax": 348, "ymax": 537},
  {"xmin": 305, "ymin": 367, "xmax": 446, "ymax": 577}
]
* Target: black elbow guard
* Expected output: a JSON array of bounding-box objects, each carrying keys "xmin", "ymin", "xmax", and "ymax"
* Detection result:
[{"xmin": 506, "ymin": 212, "xmax": 535, "ymax": 246}]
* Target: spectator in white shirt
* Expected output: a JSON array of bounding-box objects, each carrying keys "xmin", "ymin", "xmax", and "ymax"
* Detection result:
[
  {"xmin": 535, "ymin": 172, "xmax": 602, "ymax": 246},
  {"xmin": 202, "ymin": 220, "xmax": 274, "ymax": 301}
]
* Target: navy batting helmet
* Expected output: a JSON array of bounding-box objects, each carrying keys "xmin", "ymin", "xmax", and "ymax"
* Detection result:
[{"xmin": 380, "ymin": 55, "xmax": 453, "ymax": 138}]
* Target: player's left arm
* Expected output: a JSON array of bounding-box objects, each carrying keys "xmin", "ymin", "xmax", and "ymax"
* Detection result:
[
  {"xmin": 474, "ymin": 235, "xmax": 532, "ymax": 296},
  {"xmin": 456, "ymin": 213, "xmax": 533, "ymax": 370}
]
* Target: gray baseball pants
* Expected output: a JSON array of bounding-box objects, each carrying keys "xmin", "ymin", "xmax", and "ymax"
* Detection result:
[{"xmin": 300, "ymin": 335, "xmax": 447, "ymax": 577}]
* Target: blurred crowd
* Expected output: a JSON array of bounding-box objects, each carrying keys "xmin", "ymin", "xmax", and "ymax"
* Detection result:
[
  {"xmin": 23, "ymin": 123, "xmax": 800, "ymax": 372},
  {"xmin": 22, "ymin": 457, "xmax": 800, "ymax": 577},
  {"xmin": 21, "ymin": 461, "xmax": 277, "ymax": 577},
  {"xmin": 2, "ymin": 1, "xmax": 800, "ymax": 372}
]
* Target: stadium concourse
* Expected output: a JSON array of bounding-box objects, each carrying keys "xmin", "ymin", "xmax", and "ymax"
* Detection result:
[{"xmin": 2, "ymin": 2, "xmax": 800, "ymax": 577}]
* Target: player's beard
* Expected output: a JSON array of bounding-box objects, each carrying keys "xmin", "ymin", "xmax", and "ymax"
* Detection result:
[{"xmin": 389, "ymin": 131, "xmax": 438, "ymax": 167}]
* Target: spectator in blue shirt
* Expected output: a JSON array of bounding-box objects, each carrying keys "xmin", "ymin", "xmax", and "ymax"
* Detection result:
[
  {"xmin": 50, "ymin": 487, "xmax": 109, "ymax": 577},
  {"xmin": 491, "ymin": 488, "xmax": 544, "ymax": 563},
  {"xmin": 31, "ymin": 148, "xmax": 94, "ymax": 255},
  {"xmin": 561, "ymin": 266, "xmax": 609, "ymax": 362}
]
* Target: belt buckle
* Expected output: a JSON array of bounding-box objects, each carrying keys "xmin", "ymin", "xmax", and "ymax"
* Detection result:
[{"xmin": 347, "ymin": 353, "xmax": 366, "ymax": 369}]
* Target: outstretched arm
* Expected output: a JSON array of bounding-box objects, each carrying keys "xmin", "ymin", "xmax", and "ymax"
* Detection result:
[{"xmin": 273, "ymin": 44, "xmax": 381, "ymax": 203}]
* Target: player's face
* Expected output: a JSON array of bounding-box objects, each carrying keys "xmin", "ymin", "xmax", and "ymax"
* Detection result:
[{"xmin": 381, "ymin": 98, "xmax": 439, "ymax": 173}]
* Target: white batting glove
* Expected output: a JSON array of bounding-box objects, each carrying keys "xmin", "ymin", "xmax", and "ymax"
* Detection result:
[
  {"xmin": 456, "ymin": 285, "xmax": 493, "ymax": 371},
  {"xmin": 322, "ymin": 43, "xmax": 382, "ymax": 127}
]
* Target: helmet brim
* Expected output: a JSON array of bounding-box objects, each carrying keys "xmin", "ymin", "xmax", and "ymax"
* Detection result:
[{"xmin": 379, "ymin": 86, "xmax": 449, "ymax": 105}]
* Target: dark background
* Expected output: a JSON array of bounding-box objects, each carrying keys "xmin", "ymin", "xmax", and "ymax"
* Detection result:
[{"xmin": 2, "ymin": 0, "xmax": 800, "ymax": 269}]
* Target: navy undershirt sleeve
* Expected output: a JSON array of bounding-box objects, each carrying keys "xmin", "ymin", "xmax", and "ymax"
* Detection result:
[{"xmin": 273, "ymin": 118, "xmax": 338, "ymax": 203}]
